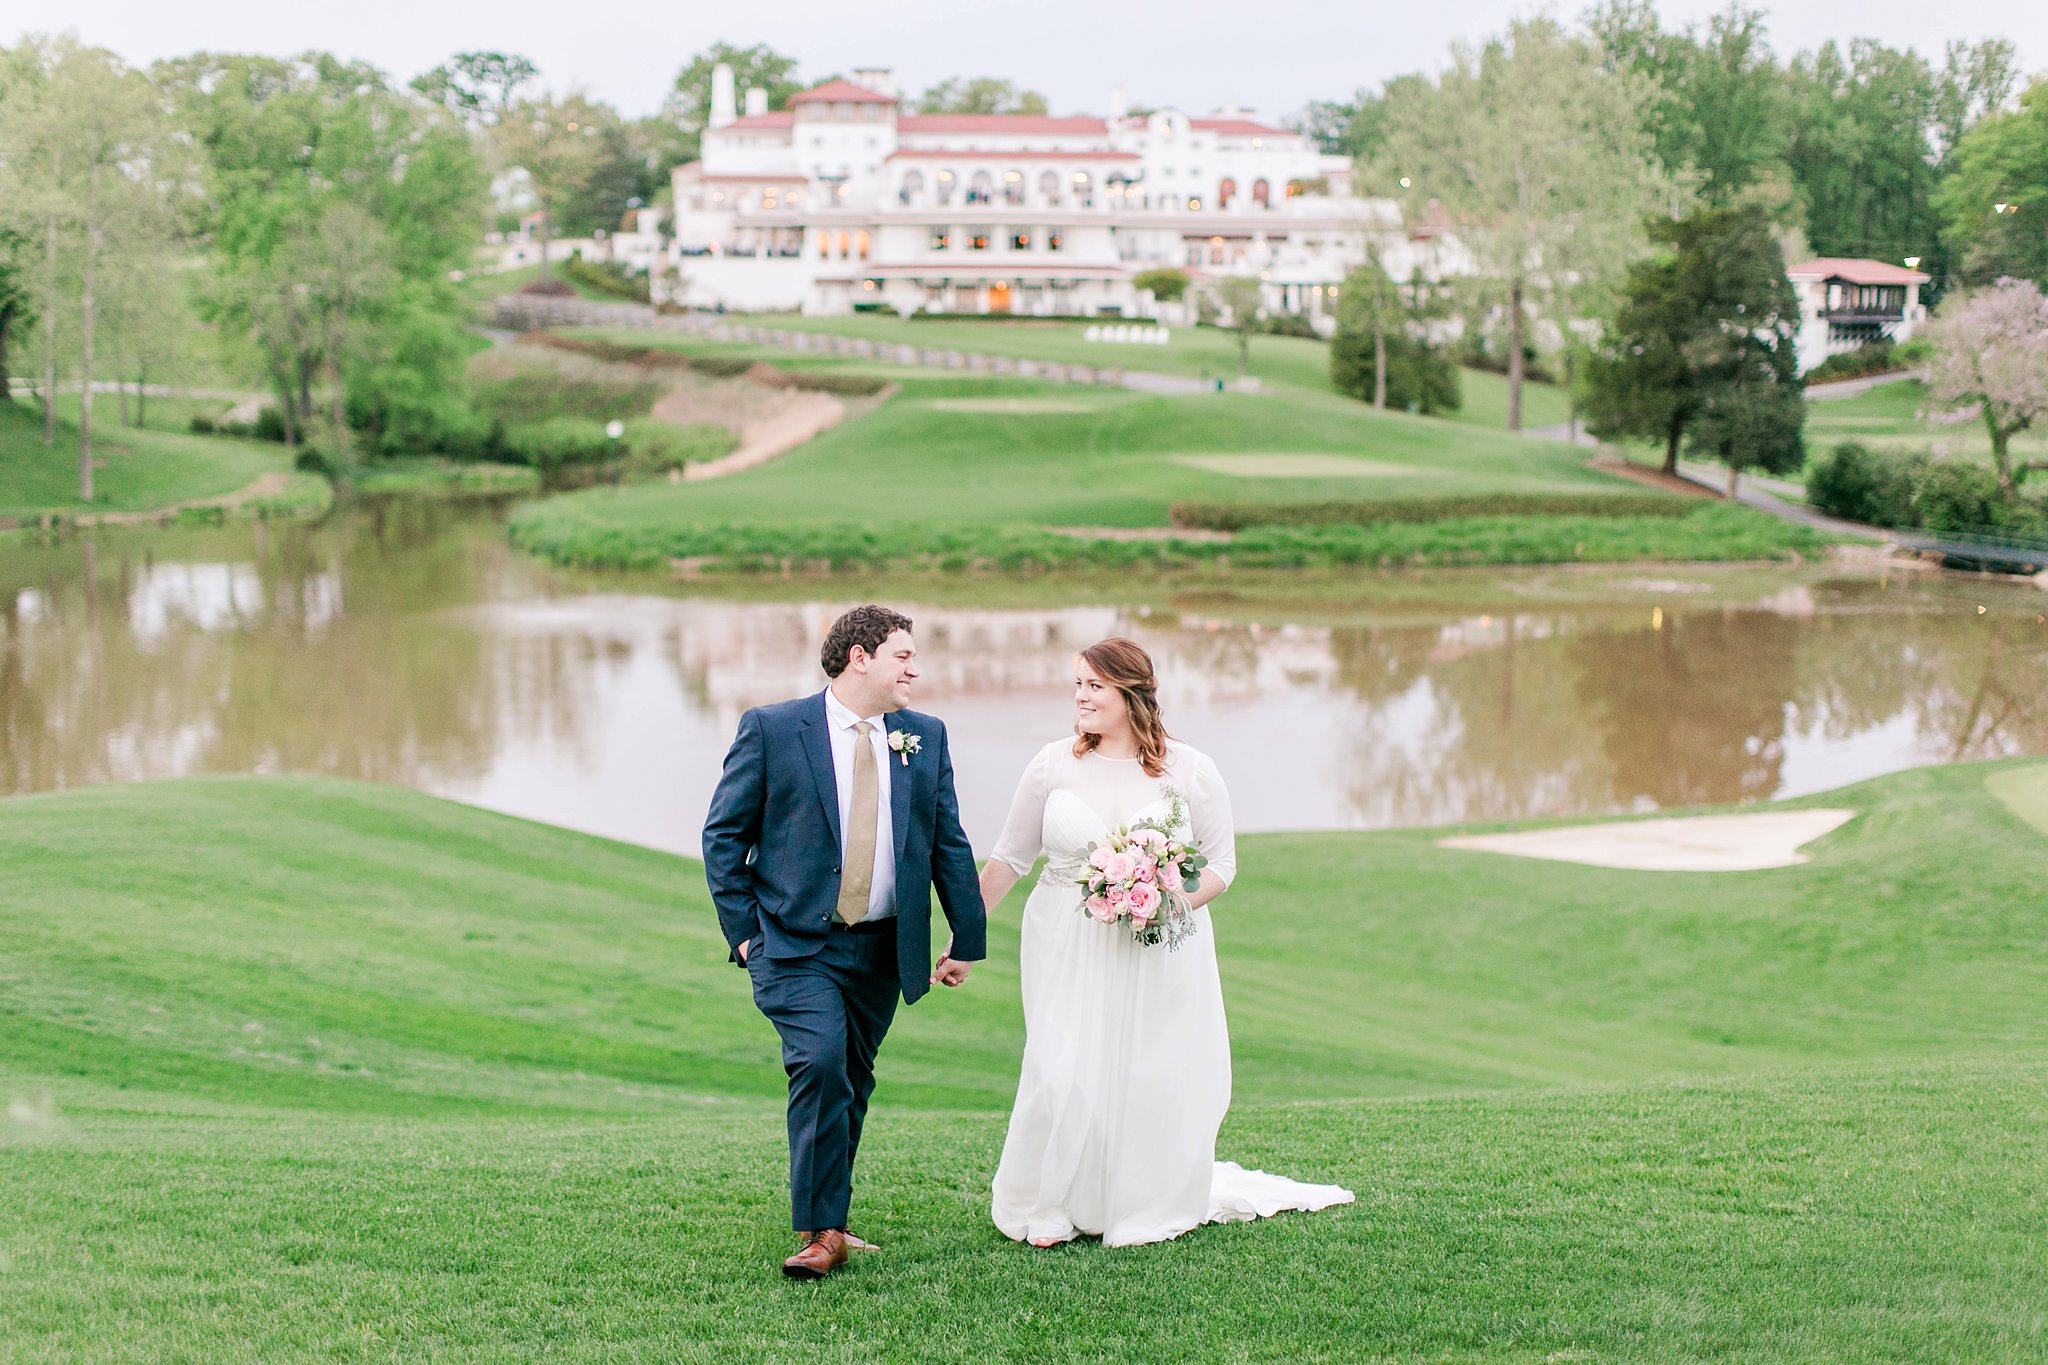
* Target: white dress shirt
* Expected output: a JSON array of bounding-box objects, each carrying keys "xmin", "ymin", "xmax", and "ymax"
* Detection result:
[{"xmin": 822, "ymin": 686, "xmax": 898, "ymax": 921}]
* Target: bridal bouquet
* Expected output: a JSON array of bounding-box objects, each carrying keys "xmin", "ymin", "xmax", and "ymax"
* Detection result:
[{"xmin": 1073, "ymin": 788, "xmax": 1208, "ymax": 950}]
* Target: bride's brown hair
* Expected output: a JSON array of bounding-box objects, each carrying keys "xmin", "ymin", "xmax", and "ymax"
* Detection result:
[{"xmin": 1072, "ymin": 637, "xmax": 1171, "ymax": 777}]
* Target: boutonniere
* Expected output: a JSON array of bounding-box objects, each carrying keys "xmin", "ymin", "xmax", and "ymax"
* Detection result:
[{"xmin": 887, "ymin": 730, "xmax": 921, "ymax": 766}]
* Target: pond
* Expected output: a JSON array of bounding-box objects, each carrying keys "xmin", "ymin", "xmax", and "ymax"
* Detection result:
[{"xmin": 3, "ymin": 499, "xmax": 2045, "ymax": 856}]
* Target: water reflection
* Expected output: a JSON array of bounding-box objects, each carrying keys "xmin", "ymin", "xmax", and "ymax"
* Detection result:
[{"xmin": 3, "ymin": 503, "xmax": 2046, "ymax": 855}]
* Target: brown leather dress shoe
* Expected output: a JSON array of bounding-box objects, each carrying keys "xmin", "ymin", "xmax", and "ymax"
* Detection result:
[{"xmin": 782, "ymin": 1229, "xmax": 849, "ymax": 1279}]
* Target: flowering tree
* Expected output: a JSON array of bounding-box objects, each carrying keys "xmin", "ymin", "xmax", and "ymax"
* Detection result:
[{"xmin": 1923, "ymin": 279, "xmax": 2048, "ymax": 498}]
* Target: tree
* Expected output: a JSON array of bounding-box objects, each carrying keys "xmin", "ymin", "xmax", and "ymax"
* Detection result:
[
  {"xmin": 1587, "ymin": 2, "xmax": 1790, "ymax": 208},
  {"xmin": 1374, "ymin": 17, "xmax": 1668, "ymax": 430},
  {"xmin": 1212, "ymin": 276, "xmax": 1263, "ymax": 378},
  {"xmin": 1584, "ymin": 202, "xmax": 1805, "ymax": 485},
  {"xmin": 410, "ymin": 51, "xmax": 537, "ymax": 125},
  {"xmin": 1132, "ymin": 267, "xmax": 1189, "ymax": 303},
  {"xmin": 1933, "ymin": 79, "xmax": 2048, "ymax": 288},
  {"xmin": 1783, "ymin": 40, "xmax": 1941, "ymax": 263},
  {"xmin": 916, "ymin": 78, "xmax": 1047, "ymax": 115},
  {"xmin": 0, "ymin": 38, "xmax": 185, "ymax": 499},
  {"xmin": 493, "ymin": 93, "xmax": 611, "ymax": 273},
  {"xmin": 0, "ymin": 229, "xmax": 34, "ymax": 405},
  {"xmin": 1295, "ymin": 90, "xmax": 1384, "ymax": 160},
  {"xmin": 1329, "ymin": 251, "xmax": 1454, "ymax": 412},
  {"xmin": 162, "ymin": 52, "xmax": 485, "ymax": 455},
  {"xmin": 1921, "ymin": 279, "xmax": 2048, "ymax": 498}
]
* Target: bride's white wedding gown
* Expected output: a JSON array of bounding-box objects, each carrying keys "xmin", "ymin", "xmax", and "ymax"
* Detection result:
[{"xmin": 987, "ymin": 739, "xmax": 1354, "ymax": 1247}]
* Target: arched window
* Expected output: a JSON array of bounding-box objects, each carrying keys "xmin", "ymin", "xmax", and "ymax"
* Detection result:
[
  {"xmin": 836, "ymin": 229, "xmax": 850, "ymax": 258},
  {"xmin": 968, "ymin": 170, "xmax": 995, "ymax": 205},
  {"xmin": 818, "ymin": 231, "xmax": 831, "ymax": 259},
  {"xmin": 935, "ymin": 169, "xmax": 956, "ymax": 205},
  {"xmin": 855, "ymin": 230, "xmax": 870, "ymax": 260},
  {"xmin": 1039, "ymin": 170, "xmax": 1061, "ymax": 204},
  {"xmin": 900, "ymin": 169, "xmax": 925, "ymax": 205},
  {"xmin": 1072, "ymin": 171, "xmax": 1094, "ymax": 208},
  {"xmin": 1003, "ymin": 169, "xmax": 1026, "ymax": 206},
  {"xmin": 1218, "ymin": 177, "xmax": 1236, "ymax": 208},
  {"xmin": 1251, "ymin": 179, "xmax": 1270, "ymax": 207}
]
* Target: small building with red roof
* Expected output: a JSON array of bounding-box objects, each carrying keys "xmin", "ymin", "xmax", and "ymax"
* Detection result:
[{"xmin": 1786, "ymin": 257, "xmax": 1931, "ymax": 375}]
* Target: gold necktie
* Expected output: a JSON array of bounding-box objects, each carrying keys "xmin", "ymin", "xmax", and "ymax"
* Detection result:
[{"xmin": 835, "ymin": 721, "xmax": 878, "ymax": 926}]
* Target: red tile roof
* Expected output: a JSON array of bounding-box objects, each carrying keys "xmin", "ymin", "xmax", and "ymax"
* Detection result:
[
  {"xmin": 887, "ymin": 148, "xmax": 1137, "ymax": 161},
  {"xmin": 1191, "ymin": 118, "xmax": 1294, "ymax": 137},
  {"xmin": 788, "ymin": 79, "xmax": 896, "ymax": 104},
  {"xmin": 899, "ymin": 114, "xmax": 1110, "ymax": 136},
  {"xmin": 1787, "ymin": 257, "xmax": 1930, "ymax": 285},
  {"xmin": 722, "ymin": 111, "xmax": 794, "ymax": 129}
]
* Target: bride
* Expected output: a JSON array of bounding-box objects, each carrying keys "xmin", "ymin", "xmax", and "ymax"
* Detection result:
[{"xmin": 978, "ymin": 637, "xmax": 1353, "ymax": 1247}]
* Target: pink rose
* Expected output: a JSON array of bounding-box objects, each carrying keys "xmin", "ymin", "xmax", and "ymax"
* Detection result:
[
  {"xmin": 1089, "ymin": 845, "xmax": 1113, "ymax": 871},
  {"xmin": 1131, "ymin": 828, "xmax": 1165, "ymax": 849},
  {"xmin": 1086, "ymin": 895, "xmax": 1117, "ymax": 923},
  {"xmin": 1127, "ymin": 881, "xmax": 1161, "ymax": 921},
  {"xmin": 1134, "ymin": 856, "xmax": 1157, "ymax": 883},
  {"xmin": 1104, "ymin": 851, "xmax": 1136, "ymax": 883}
]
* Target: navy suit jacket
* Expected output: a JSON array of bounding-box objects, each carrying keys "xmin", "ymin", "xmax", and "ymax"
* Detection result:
[{"xmin": 702, "ymin": 691, "xmax": 986, "ymax": 1005}]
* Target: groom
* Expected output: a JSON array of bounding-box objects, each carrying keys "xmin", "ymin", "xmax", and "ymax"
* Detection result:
[{"xmin": 703, "ymin": 604, "xmax": 986, "ymax": 1279}]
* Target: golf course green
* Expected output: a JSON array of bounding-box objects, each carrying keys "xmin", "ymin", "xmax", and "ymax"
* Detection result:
[{"xmin": 4, "ymin": 759, "xmax": 2044, "ymax": 1361}]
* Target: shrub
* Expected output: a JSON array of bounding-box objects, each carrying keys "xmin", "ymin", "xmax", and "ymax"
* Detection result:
[
  {"xmin": 1452, "ymin": 336, "xmax": 1556, "ymax": 384},
  {"xmin": 188, "ymin": 414, "xmax": 217, "ymax": 434},
  {"xmin": 789, "ymin": 372, "xmax": 889, "ymax": 396},
  {"xmin": 560, "ymin": 253, "xmax": 648, "ymax": 302},
  {"xmin": 1260, "ymin": 314, "xmax": 1320, "ymax": 339},
  {"xmin": 620, "ymin": 420, "xmax": 735, "ymax": 477},
  {"xmin": 1330, "ymin": 331, "xmax": 1461, "ymax": 414},
  {"xmin": 1133, "ymin": 267, "xmax": 1190, "ymax": 302},
  {"xmin": 1805, "ymin": 442, "xmax": 1920, "ymax": 528},
  {"xmin": 684, "ymin": 355, "xmax": 753, "ymax": 378},
  {"xmin": 517, "ymin": 276, "xmax": 577, "ymax": 296},
  {"xmin": 1172, "ymin": 492, "xmax": 1691, "ymax": 532},
  {"xmin": 1912, "ymin": 459, "xmax": 2003, "ymax": 534},
  {"xmin": 851, "ymin": 302, "xmax": 900, "ymax": 316},
  {"xmin": 1808, "ymin": 339, "xmax": 1898, "ymax": 383},
  {"xmin": 1891, "ymin": 336, "xmax": 1932, "ymax": 367},
  {"xmin": 468, "ymin": 365, "xmax": 663, "ymax": 426}
]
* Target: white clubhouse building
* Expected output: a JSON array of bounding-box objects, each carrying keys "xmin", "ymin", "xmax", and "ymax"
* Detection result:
[{"xmin": 663, "ymin": 67, "xmax": 1461, "ymax": 321}]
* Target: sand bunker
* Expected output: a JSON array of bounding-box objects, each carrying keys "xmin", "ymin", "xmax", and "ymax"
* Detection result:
[
  {"xmin": 1987, "ymin": 765, "xmax": 2048, "ymax": 838},
  {"xmin": 927, "ymin": 398, "xmax": 1098, "ymax": 414},
  {"xmin": 1438, "ymin": 808, "xmax": 1856, "ymax": 872},
  {"xmin": 1174, "ymin": 454, "xmax": 1422, "ymax": 479}
]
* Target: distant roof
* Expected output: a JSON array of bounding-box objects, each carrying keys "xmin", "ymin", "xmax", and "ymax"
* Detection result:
[
  {"xmin": 1191, "ymin": 118, "xmax": 1294, "ymax": 137},
  {"xmin": 788, "ymin": 79, "xmax": 897, "ymax": 104},
  {"xmin": 899, "ymin": 114, "xmax": 1111, "ymax": 136},
  {"xmin": 722, "ymin": 111, "xmax": 794, "ymax": 130},
  {"xmin": 1787, "ymin": 258, "xmax": 1930, "ymax": 285}
]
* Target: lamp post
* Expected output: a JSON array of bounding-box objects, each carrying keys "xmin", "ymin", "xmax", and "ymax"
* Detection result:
[{"xmin": 606, "ymin": 419, "xmax": 625, "ymax": 486}]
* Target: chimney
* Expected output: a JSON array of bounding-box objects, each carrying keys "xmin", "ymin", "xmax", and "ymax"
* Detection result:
[
  {"xmin": 745, "ymin": 86, "xmax": 767, "ymax": 118},
  {"xmin": 709, "ymin": 63, "xmax": 736, "ymax": 130},
  {"xmin": 851, "ymin": 66, "xmax": 895, "ymax": 98},
  {"xmin": 1110, "ymin": 84, "xmax": 1129, "ymax": 121}
]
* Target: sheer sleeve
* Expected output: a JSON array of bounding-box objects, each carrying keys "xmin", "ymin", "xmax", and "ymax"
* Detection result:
[
  {"xmin": 1187, "ymin": 749, "xmax": 1237, "ymax": 888},
  {"xmin": 990, "ymin": 743, "xmax": 1056, "ymax": 876}
]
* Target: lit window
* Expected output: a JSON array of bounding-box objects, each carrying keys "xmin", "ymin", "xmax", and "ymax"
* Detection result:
[
  {"xmin": 970, "ymin": 232, "xmax": 989, "ymax": 251},
  {"xmin": 930, "ymin": 228, "xmax": 950, "ymax": 250},
  {"xmin": 1189, "ymin": 198, "xmax": 1202, "ymax": 211},
  {"xmin": 1048, "ymin": 230, "xmax": 1063, "ymax": 252},
  {"xmin": 1011, "ymin": 230, "xmax": 1032, "ymax": 250},
  {"xmin": 762, "ymin": 190, "xmax": 778, "ymax": 208}
]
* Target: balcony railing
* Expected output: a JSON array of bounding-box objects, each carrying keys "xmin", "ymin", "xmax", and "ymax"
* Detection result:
[{"xmin": 1823, "ymin": 306, "xmax": 1905, "ymax": 324}]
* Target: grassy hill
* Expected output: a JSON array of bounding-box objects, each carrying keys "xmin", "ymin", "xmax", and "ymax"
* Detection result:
[
  {"xmin": 4, "ymin": 763, "xmax": 2046, "ymax": 1360},
  {"xmin": 0, "ymin": 400, "xmax": 299, "ymax": 521},
  {"xmin": 505, "ymin": 370, "xmax": 1817, "ymax": 572}
]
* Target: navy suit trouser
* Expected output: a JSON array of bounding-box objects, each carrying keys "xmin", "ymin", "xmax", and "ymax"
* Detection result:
[{"xmin": 747, "ymin": 922, "xmax": 900, "ymax": 1232}]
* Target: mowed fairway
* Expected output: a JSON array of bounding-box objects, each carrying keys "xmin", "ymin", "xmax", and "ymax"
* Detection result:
[{"xmin": 4, "ymin": 763, "xmax": 2047, "ymax": 1361}]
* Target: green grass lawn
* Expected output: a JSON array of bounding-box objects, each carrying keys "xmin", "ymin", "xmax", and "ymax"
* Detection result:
[
  {"xmin": 1804, "ymin": 378, "xmax": 2048, "ymax": 474},
  {"xmin": 504, "ymin": 371, "xmax": 1822, "ymax": 571},
  {"xmin": 0, "ymin": 400, "xmax": 296, "ymax": 520},
  {"xmin": 3, "ymin": 762, "xmax": 2046, "ymax": 1361},
  {"xmin": 710, "ymin": 311, "xmax": 1576, "ymax": 427}
]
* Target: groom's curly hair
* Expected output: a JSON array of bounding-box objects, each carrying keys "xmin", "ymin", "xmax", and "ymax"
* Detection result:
[{"xmin": 821, "ymin": 604, "xmax": 914, "ymax": 677}]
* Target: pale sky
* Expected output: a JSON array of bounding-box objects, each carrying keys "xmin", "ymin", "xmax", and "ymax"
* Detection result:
[{"xmin": 18, "ymin": 0, "xmax": 2045, "ymax": 124}]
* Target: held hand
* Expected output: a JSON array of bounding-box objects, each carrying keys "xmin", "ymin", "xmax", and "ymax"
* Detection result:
[{"xmin": 930, "ymin": 936, "xmax": 972, "ymax": 988}]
